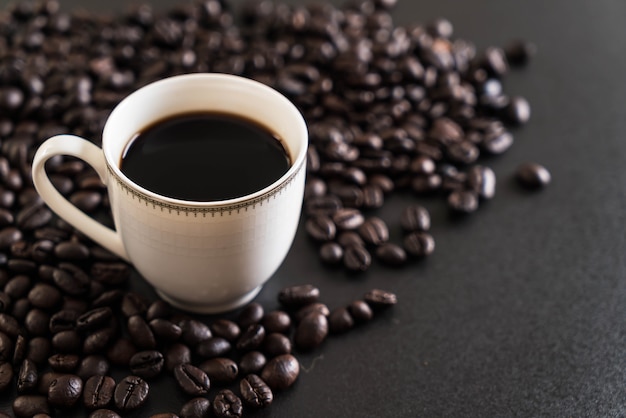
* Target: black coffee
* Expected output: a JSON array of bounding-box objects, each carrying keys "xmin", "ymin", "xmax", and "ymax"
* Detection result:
[{"xmin": 120, "ymin": 112, "xmax": 291, "ymax": 201}]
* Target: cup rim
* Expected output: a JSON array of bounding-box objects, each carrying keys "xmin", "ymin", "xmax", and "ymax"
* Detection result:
[{"xmin": 102, "ymin": 73, "xmax": 308, "ymax": 208}]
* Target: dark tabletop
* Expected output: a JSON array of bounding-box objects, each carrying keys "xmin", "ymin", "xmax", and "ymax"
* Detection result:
[{"xmin": 1, "ymin": 0, "xmax": 625, "ymax": 417}]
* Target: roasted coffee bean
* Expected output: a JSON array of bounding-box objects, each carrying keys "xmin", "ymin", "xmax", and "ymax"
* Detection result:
[
  {"xmin": 482, "ymin": 131, "xmax": 514, "ymax": 154},
  {"xmin": 38, "ymin": 265, "xmax": 56, "ymax": 282},
  {"xmin": 0, "ymin": 189, "xmax": 14, "ymax": 211},
  {"xmin": 294, "ymin": 312, "xmax": 328, "ymax": 351},
  {"xmin": 28, "ymin": 283, "xmax": 61, "ymax": 310},
  {"xmin": 52, "ymin": 330, "xmax": 82, "ymax": 354},
  {"xmin": 5, "ymin": 275, "xmax": 31, "ymax": 299},
  {"xmin": 410, "ymin": 156, "xmax": 436, "ymax": 175},
  {"xmin": 261, "ymin": 354, "xmax": 300, "ymax": 390},
  {"xmin": 114, "ymin": 375, "xmax": 149, "ymax": 411},
  {"xmin": 165, "ymin": 343, "xmax": 191, "ymax": 372},
  {"xmin": 180, "ymin": 397, "xmax": 211, "ymax": 418},
  {"xmin": 149, "ymin": 318, "xmax": 182, "ymax": 342},
  {"xmin": 328, "ymin": 307, "xmax": 355, "ymax": 334},
  {"xmin": 38, "ymin": 371, "xmax": 62, "ymax": 396},
  {"xmin": 16, "ymin": 204, "xmax": 52, "ymax": 231},
  {"xmin": 446, "ymin": 141, "xmax": 480, "ymax": 165},
  {"xmin": 13, "ymin": 334, "xmax": 27, "ymax": 365},
  {"xmin": 197, "ymin": 337, "xmax": 231, "ymax": 358},
  {"xmin": 50, "ymin": 174, "xmax": 74, "ymax": 196},
  {"xmin": 88, "ymin": 409, "xmax": 121, "ymax": 418},
  {"xmin": 120, "ymin": 292, "xmax": 148, "ymax": 317},
  {"xmin": 305, "ymin": 215, "xmax": 336, "ymax": 241},
  {"xmin": 240, "ymin": 374, "xmax": 273, "ymax": 408},
  {"xmin": 179, "ymin": 319, "xmax": 212, "ymax": 347},
  {"xmin": 447, "ymin": 189, "xmax": 479, "ymax": 213},
  {"xmin": 0, "ymin": 209, "xmax": 13, "ymax": 227},
  {"xmin": 319, "ymin": 242, "xmax": 343, "ymax": 264},
  {"xmin": 369, "ymin": 174, "xmax": 395, "ymax": 194},
  {"xmin": 11, "ymin": 298, "xmax": 30, "ymax": 322},
  {"xmin": 0, "ymin": 313, "xmax": 21, "ymax": 337},
  {"xmin": 467, "ymin": 165, "xmax": 496, "ymax": 199},
  {"xmin": 0, "ymin": 293, "xmax": 10, "ymax": 314},
  {"xmin": 48, "ymin": 354, "xmax": 79, "ymax": 373},
  {"xmin": 304, "ymin": 177, "xmax": 326, "ymax": 200},
  {"xmin": 213, "ymin": 389, "xmax": 242, "ymax": 418},
  {"xmin": 77, "ymin": 355, "xmax": 110, "ymax": 381},
  {"xmin": 54, "ymin": 240, "xmax": 90, "ymax": 260},
  {"xmin": 150, "ymin": 413, "xmax": 178, "ymax": 418},
  {"xmin": 238, "ymin": 351, "xmax": 267, "ymax": 375},
  {"xmin": 411, "ymin": 173, "xmax": 442, "ymax": 194},
  {"xmin": 83, "ymin": 326, "xmax": 116, "ymax": 355},
  {"xmin": 304, "ymin": 195, "xmax": 342, "ymax": 217},
  {"xmin": 337, "ymin": 231, "xmax": 365, "ymax": 248},
  {"xmin": 48, "ymin": 374, "xmax": 83, "ymax": 408},
  {"xmin": 362, "ymin": 185, "xmax": 384, "ymax": 209},
  {"xmin": 504, "ymin": 96, "xmax": 531, "ymax": 125},
  {"xmin": 16, "ymin": 192, "xmax": 44, "ymax": 213},
  {"xmin": 358, "ymin": 216, "xmax": 389, "ymax": 246},
  {"xmin": 364, "ymin": 289, "xmax": 398, "ymax": 309},
  {"xmin": 210, "ymin": 319, "xmax": 240, "ymax": 342},
  {"xmin": 61, "ymin": 297, "xmax": 89, "ymax": 315},
  {"xmin": 343, "ymin": 244, "xmax": 372, "ymax": 272},
  {"xmin": 83, "ymin": 375, "xmax": 116, "ymax": 410},
  {"xmin": 375, "ymin": 243, "xmax": 407, "ymax": 266},
  {"xmin": 17, "ymin": 358, "xmax": 38, "ymax": 393},
  {"xmin": 25, "ymin": 309, "xmax": 49, "ymax": 336},
  {"xmin": 52, "ymin": 263, "xmax": 90, "ymax": 296},
  {"xmin": 12, "ymin": 395, "xmax": 50, "ymax": 417},
  {"xmin": 91, "ymin": 290, "xmax": 124, "ymax": 309},
  {"xmin": 263, "ymin": 333, "xmax": 292, "ymax": 357},
  {"xmin": 8, "ymin": 259, "xmax": 37, "ymax": 274},
  {"xmin": 3, "ymin": 169, "xmax": 22, "ymax": 191},
  {"xmin": 291, "ymin": 301, "xmax": 324, "ymax": 321},
  {"xmin": 237, "ymin": 302, "xmax": 264, "ymax": 329},
  {"xmin": 199, "ymin": 357, "xmax": 238, "ymax": 384},
  {"xmin": 403, "ymin": 231, "xmax": 436, "ymax": 257},
  {"xmin": 505, "ymin": 40, "xmax": 537, "ymax": 66},
  {"xmin": 278, "ymin": 284, "xmax": 320, "ymax": 308},
  {"xmin": 34, "ymin": 227, "xmax": 69, "ymax": 243},
  {"xmin": 128, "ymin": 315, "xmax": 156, "ymax": 350},
  {"xmin": 515, "ymin": 162, "xmax": 551, "ymax": 188},
  {"xmin": 27, "ymin": 337, "xmax": 51, "ymax": 365},
  {"xmin": 69, "ymin": 190, "xmax": 102, "ymax": 212},
  {"xmin": 0, "ymin": 227, "xmax": 23, "ymax": 250},
  {"xmin": 0, "ymin": 332, "xmax": 13, "ymax": 362},
  {"xmin": 91, "ymin": 263, "xmax": 130, "ymax": 286},
  {"xmin": 174, "ymin": 363, "xmax": 211, "ymax": 396},
  {"xmin": 76, "ymin": 307, "xmax": 113, "ymax": 334},
  {"xmin": 106, "ymin": 338, "xmax": 137, "ymax": 367},
  {"xmin": 145, "ymin": 300, "xmax": 172, "ymax": 321},
  {"xmin": 0, "ymin": 360, "xmax": 14, "ymax": 392},
  {"xmin": 348, "ymin": 300, "xmax": 374, "ymax": 323},
  {"xmin": 332, "ymin": 208, "xmax": 365, "ymax": 230},
  {"xmin": 49, "ymin": 310, "xmax": 79, "ymax": 334},
  {"xmin": 129, "ymin": 350, "xmax": 164, "ymax": 379}
]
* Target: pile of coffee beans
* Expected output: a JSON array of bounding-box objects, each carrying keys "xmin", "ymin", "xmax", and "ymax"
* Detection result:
[
  {"xmin": 0, "ymin": 0, "xmax": 545, "ymax": 415},
  {"xmin": 3, "ymin": 278, "xmax": 396, "ymax": 417}
]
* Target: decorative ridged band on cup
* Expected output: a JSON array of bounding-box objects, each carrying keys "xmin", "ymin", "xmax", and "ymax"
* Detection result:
[{"xmin": 105, "ymin": 160, "xmax": 305, "ymax": 217}]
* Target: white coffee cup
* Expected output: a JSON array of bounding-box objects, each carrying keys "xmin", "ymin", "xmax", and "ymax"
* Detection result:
[{"xmin": 32, "ymin": 73, "xmax": 308, "ymax": 313}]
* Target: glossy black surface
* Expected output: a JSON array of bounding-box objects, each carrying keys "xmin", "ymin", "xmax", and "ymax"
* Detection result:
[{"xmin": 1, "ymin": 0, "xmax": 625, "ymax": 416}]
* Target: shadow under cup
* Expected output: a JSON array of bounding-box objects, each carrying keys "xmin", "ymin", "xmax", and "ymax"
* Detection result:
[{"xmin": 102, "ymin": 74, "xmax": 308, "ymax": 313}]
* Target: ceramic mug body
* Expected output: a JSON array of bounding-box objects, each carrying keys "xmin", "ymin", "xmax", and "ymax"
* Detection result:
[{"xmin": 32, "ymin": 74, "xmax": 308, "ymax": 313}]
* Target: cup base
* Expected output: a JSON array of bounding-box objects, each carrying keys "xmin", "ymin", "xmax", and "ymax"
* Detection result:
[{"xmin": 155, "ymin": 285, "xmax": 263, "ymax": 314}]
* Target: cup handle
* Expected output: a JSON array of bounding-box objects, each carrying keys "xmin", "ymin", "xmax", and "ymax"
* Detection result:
[{"xmin": 32, "ymin": 135, "xmax": 130, "ymax": 262}]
